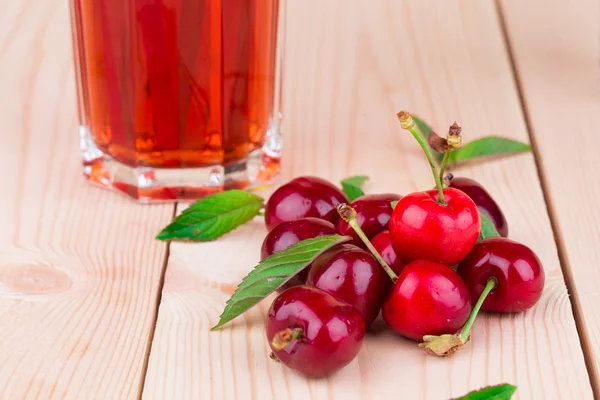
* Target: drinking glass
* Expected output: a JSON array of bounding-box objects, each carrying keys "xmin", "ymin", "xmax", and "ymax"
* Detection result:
[{"xmin": 70, "ymin": 0, "xmax": 283, "ymax": 201}]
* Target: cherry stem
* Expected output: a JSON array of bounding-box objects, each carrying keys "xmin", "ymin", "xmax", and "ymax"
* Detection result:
[
  {"xmin": 397, "ymin": 111, "xmax": 446, "ymax": 205},
  {"xmin": 439, "ymin": 123, "xmax": 461, "ymax": 182},
  {"xmin": 439, "ymin": 151, "xmax": 451, "ymax": 183},
  {"xmin": 337, "ymin": 204, "xmax": 399, "ymax": 283},
  {"xmin": 271, "ymin": 328, "xmax": 303, "ymax": 351},
  {"xmin": 459, "ymin": 278, "xmax": 497, "ymax": 342}
]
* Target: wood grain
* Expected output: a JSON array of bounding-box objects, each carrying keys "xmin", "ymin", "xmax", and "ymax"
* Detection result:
[
  {"xmin": 499, "ymin": 0, "xmax": 600, "ymax": 394},
  {"xmin": 0, "ymin": 1, "xmax": 174, "ymax": 398},
  {"xmin": 143, "ymin": 1, "xmax": 593, "ymax": 399}
]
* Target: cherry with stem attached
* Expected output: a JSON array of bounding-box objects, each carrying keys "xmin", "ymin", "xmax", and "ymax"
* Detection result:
[
  {"xmin": 337, "ymin": 203, "xmax": 398, "ymax": 284},
  {"xmin": 389, "ymin": 111, "xmax": 480, "ymax": 266},
  {"xmin": 420, "ymin": 237, "xmax": 545, "ymax": 356},
  {"xmin": 338, "ymin": 204, "xmax": 472, "ymax": 341},
  {"xmin": 458, "ymin": 237, "xmax": 545, "ymax": 312},
  {"xmin": 418, "ymin": 278, "xmax": 496, "ymax": 356},
  {"xmin": 383, "ymin": 260, "xmax": 472, "ymax": 341}
]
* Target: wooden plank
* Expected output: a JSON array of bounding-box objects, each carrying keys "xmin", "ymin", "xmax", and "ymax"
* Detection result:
[
  {"xmin": 499, "ymin": 0, "xmax": 600, "ymax": 394},
  {"xmin": 143, "ymin": 1, "xmax": 593, "ymax": 399},
  {"xmin": 0, "ymin": 1, "xmax": 173, "ymax": 399}
]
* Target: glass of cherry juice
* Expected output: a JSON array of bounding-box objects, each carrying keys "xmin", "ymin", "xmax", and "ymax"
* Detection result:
[{"xmin": 70, "ymin": 0, "xmax": 283, "ymax": 201}]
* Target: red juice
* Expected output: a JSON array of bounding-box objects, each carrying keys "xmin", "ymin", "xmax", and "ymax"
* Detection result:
[{"xmin": 71, "ymin": 0, "xmax": 281, "ymax": 199}]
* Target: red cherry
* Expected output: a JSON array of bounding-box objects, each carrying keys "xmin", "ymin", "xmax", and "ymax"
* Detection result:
[
  {"xmin": 448, "ymin": 176, "xmax": 508, "ymax": 237},
  {"xmin": 371, "ymin": 231, "xmax": 405, "ymax": 277},
  {"xmin": 261, "ymin": 218, "xmax": 338, "ymax": 291},
  {"xmin": 261, "ymin": 218, "xmax": 338, "ymax": 260},
  {"xmin": 389, "ymin": 187, "xmax": 480, "ymax": 266},
  {"xmin": 266, "ymin": 285, "xmax": 365, "ymax": 378},
  {"xmin": 382, "ymin": 260, "xmax": 472, "ymax": 341},
  {"xmin": 457, "ymin": 237, "xmax": 545, "ymax": 312},
  {"xmin": 264, "ymin": 176, "xmax": 349, "ymax": 231},
  {"xmin": 337, "ymin": 193, "xmax": 401, "ymax": 244},
  {"xmin": 306, "ymin": 244, "xmax": 389, "ymax": 326}
]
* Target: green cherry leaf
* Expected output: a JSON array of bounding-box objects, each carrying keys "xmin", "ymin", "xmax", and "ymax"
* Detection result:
[
  {"xmin": 445, "ymin": 136, "xmax": 531, "ymax": 166},
  {"xmin": 340, "ymin": 175, "xmax": 369, "ymax": 201},
  {"xmin": 390, "ymin": 200, "xmax": 399, "ymax": 209},
  {"xmin": 478, "ymin": 212, "xmax": 501, "ymax": 242},
  {"xmin": 454, "ymin": 383, "xmax": 517, "ymax": 400},
  {"xmin": 413, "ymin": 115, "xmax": 531, "ymax": 167},
  {"xmin": 156, "ymin": 190, "xmax": 264, "ymax": 242},
  {"xmin": 211, "ymin": 234, "xmax": 351, "ymax": 330}
]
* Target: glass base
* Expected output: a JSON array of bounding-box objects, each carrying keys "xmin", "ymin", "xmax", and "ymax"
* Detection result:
[{"xmin": 79, "ymin": 126, "xmax": 281, "ymax": 203}]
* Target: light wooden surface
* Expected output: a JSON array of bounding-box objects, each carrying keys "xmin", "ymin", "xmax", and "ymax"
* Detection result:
[
  {"xmin": 0, "ymin": 0, "xmax": 598, "ymax": 399},
  {"xmin": 500, "ymin": 0, "xmax": 600, "ymax": 394},
  {"xmin": 0, "ymin": 1, "xmax": 174, "ymax": 399}
]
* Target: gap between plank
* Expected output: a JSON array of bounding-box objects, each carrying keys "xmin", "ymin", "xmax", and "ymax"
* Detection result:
[
  {"xmin": 136, "ymin": 203, "xmax": 177, "ymax": 400},
  {"xmin": 494, "ymin": 1, "xmax": 600, "ymax": 397}
]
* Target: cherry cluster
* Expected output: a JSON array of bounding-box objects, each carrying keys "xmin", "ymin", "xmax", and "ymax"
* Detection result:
[{"xmin": 260, "ymin": 113, "xmax": 545, "ymax": 378}]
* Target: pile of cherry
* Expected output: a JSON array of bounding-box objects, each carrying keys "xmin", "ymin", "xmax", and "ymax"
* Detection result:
[{"xmin": 260, "ymin": 113, "xmax": 545, "ymax": 378}]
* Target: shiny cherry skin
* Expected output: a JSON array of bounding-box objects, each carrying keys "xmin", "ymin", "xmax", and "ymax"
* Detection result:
[
  {"xmin": 337, "ymin": 193, "xmax": 402, "ymax": 243},
  {"xmin": 457, "ymin": 237, "xmax": 545, "ymax": 312},
  {"xmin": 261, "ymin": 218, "xmax": 338, "ymax": 291},
  {"xmin": 266, "ymin": 285, "xmax": 365, "ymax": 378},
  {"xmin": 382, "ymin": 260, "xmax": 472, "ymax": 341},
  {"xmin": 371, "ymin": 231, "xmax": 405, "ymax": 277},
  {"xmin": 389, "ymin": 187, "xmax": 480, "ymax": 266},
  {"xmin": 448, "ymin": 176, "xmax": 508, "ymax": 237},
  {"xmin": 306, "ymin": 244, "xmax": 389, "ymax": 326},
  {"xmin": 261, "ymin": 218, "xmax": 338, "ymax": 259},
  {"xmin": 264, "ymin": 176, "xmax": 349, "ymax": 231}
]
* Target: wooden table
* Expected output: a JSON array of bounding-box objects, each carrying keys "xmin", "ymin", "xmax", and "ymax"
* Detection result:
[{"xmin": 1, "ymin": 1, "xmax": 599, "ymax": 399}]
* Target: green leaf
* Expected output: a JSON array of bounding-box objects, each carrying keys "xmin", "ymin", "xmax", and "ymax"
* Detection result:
[
  {"xmin": 412, "ymin": 115, "xmax": 443, "ymax": 163},
  {"xmin": 156, "ymin": 190, "xmax": 264, "ymax": 242},
  {"xmin": 413, "ymin": 115, "xmax": 531, "ymax": 166},
  {"xmin": 454, "ymin": 383, "xmax": 517, "ymax": 400},
  {"xmin": 478, "ymin": 212, "xmax": 501, "ymax": 242},
  {"xmin": 340, "ymin": 175, "xmax": 369, "ymax": 201},
  {"xmin": 445, "ymin": 136, "xmax": 531, "ymax": 166},
  {"xmin": 390, "ymin": 200, "xmax": 399, "ymax": 209},
  {"xmin": 211, "ymin": 234, "xmax": 350, "ymax": 330}
]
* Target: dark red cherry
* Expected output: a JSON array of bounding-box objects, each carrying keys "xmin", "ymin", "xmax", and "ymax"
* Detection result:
[
  {"xmin": 306, "ymin": 244, "xmax": 389, "ymax": 326},
  {"xmin": 337, "ymin": 193, "xmax": 401, "ymax": 243},
  {"xmin": 266, "ymin": 285, "xmax": 365, "ymax": 378},
  {"xmin": 261, "ymin": 218, "xmax": 338, "ymax": 260},
  {"xmin": 382, "ymin": 260, "xmax": 472, "ymax": 341},
  {"xmin": 261, "ymin": 218, "xmax": 338, "ymax": 291},
  {"xmin": 264, "ymin": 176, "xmax": 349, "ymax": 231},
  {"xmin": 457, "ymin": 237, "xmax": 545, "ymax": 312},
  {"xmin": 371, "ymin": 231, "xmax": 405, "ymax": 277},
  {"xmin": 448, "ymin": 176, "xmax": 508, "ymax": 237},
  {"xmin": 389, "ymin": 188, "xmax": 480, "ymax": 266}
]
